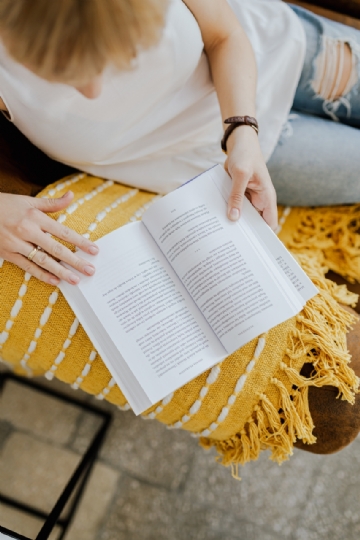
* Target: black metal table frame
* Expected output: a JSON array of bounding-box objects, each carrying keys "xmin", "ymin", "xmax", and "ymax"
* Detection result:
[{"xmin": 0, "ymin": 372, "xmax": 112, "ymax": 540}]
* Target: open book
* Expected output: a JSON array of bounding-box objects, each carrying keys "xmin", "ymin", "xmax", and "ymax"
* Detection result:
[{"xmin": 60, "ymin": 166, "xmax": 317, "ymax": 414}]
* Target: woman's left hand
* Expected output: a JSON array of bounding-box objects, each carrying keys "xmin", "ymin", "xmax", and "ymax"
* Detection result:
[{"xmin": 224, "ymin": 126, "xmax": 278, "ymax": 230}]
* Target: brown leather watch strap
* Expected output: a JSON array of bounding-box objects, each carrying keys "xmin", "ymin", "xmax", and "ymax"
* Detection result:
[{"xmin": 221, "ymin": 115, "xmax": 259, "ymax": 154}]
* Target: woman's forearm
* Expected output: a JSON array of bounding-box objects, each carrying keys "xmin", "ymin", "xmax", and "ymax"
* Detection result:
[
  {"xmin": 183, "ymin": 0, "xmax": 277, "ymax": 229},
  {"xmin": 183, "ymin": 0, "xmax": 257, "ymax": 123},
  {"xmin": 205, "ymin": 25, "xmax": 258, "ymax": 123}
]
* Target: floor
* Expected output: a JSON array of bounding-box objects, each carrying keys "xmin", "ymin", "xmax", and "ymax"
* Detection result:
[{"xmin": 0, "ymin": 367, "xmax": 360, "ymax": 540}]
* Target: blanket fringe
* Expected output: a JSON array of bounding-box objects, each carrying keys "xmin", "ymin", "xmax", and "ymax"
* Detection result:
[
  {"xmin": 280, "ymin": 205, "xmax": 360, "ymax": 283},
  {"xmin": 200, "ymin": 255, "xmax": 359, "ymax": 477}
]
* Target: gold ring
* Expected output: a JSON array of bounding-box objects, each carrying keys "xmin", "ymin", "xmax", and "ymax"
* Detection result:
[{"xmin": 27, "ymin": 246, "xmax": 42, "ymax": 262}]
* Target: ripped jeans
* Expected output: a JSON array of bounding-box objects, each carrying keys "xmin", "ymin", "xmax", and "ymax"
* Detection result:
[{"xmin": 267, "ymin": 5, "xmax": 360, "ymax": 206}]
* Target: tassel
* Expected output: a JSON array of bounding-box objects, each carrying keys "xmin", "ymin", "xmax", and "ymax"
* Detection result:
[
  {"xmin": 272, "ymin": 377, "xmax": 314, "ymax": 443},
  {"xmin": 292, "ymin": 386, "xmax": 316, "ymax": 445},
  {"xmin": 248, "ymin": 417, "xmax": 261, "ymax": 459},
  {"xmin": 280, "ymin": 205, "xmax": 360, "ymax": 283},
  {"xmin": 239, "ymin": 429, "xmax": 251, "ymax": 465},
  {"xmin": 259, "ymin": 392, "xmax": 282, "ymax": 432},
  {"xmin": 258, "ymin": 389, "xmax": 294, "ymax": 461}
]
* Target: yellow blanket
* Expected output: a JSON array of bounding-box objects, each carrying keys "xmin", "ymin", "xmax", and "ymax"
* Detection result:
[{"xmin": 0, "ymin": 174, "xmax": 358, "ymax": 476}]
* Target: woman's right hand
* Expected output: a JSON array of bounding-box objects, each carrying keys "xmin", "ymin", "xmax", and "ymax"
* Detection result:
[{"xmin": 0, "ymin": 191, "xmax": 99, "ymax": 286}]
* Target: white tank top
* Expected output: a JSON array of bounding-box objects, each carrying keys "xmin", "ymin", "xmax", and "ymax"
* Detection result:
[{"xmin": 0, "ymin": 0, "xmax": 305, "ymax": 194}]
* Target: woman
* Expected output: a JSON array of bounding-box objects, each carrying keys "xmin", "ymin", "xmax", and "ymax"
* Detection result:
[
  {"xmin": 1, "ymin": 0, "xmax": 360, "ymax": 462},
  {"xmin": 0, "ymin": 0, "xmax": 359, "ymax": 285}
]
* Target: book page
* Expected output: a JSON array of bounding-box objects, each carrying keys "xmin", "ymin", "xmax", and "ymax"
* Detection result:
[
  {"xmin": 210, "ymin": 167, "xmax": 318, "ymax": 303},
  {"xmin": 60, "ymin": 222, "xmax": 225, "ymax": 411},
  {"xmin": 143, "ymin": 168, "xmax": 309, "ymax": 354}
]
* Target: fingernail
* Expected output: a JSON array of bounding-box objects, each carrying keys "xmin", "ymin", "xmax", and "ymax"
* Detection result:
[
  {"xmin": 84, "ymin": 265, "xmax": 95, "ymax": 276},
  {"xmin": 69, "ymin": 273, "xmax": 80, "ymax": 284},
  {"xmin": 229, "ymin": 208, "xmax": 240, "ymax": 221},
  {"xmin": 61, "ymin": 191, "xmax": 70, "ymax": 198},
  {"xmin": 88, "ymin": 245, "xmax": 99, "ymax": 255},
  {"xmin": 49, "ymin": 277, "xmax": 60, "ymax": 286}
]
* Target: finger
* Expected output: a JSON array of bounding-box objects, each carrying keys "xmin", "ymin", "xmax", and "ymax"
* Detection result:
[
  {"xmin": 32, "ymin": 191, "xmax": 74, "ymax": 214},
  {"xmin": 31, "ymin": 231, "xmax": 96, "ymax": 277},
  {"xmin": 38, "ymin": 214, "xmax": 99, "ymax": 256},
  {"xmin": 244, "ymin": 189, "xmax": 252, "ymax": 203},
  {"xmin": 262, "ymin": 197, "xmax": 278, "ymax": 230},
  {"xmin": 253, "ymin": 188, "xmax": 278, "ymax": 230},
  {"xmin": 7, "ymin": 252, "xmax": 60, "ymax": 286},
  {"xmin": 17, "ymin": 242, "xmax": 83, "ymax": 285},
  {"xmin": 227, "ymin": 167, "xmax": 251, "ymax": 221},
  {"xmin": 31, "ymin": 248, "xmax": 82, "ymax": 285}
]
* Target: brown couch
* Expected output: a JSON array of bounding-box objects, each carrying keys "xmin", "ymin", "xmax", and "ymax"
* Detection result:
[{"xmin": 303, "ymin": 0, "xmax": 360, "ymax": 18}]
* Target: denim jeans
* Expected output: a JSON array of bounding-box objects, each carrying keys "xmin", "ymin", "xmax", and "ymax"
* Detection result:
[{"xmin": 267, "ymin": 5, "xmax": 360, "ymax": 206}]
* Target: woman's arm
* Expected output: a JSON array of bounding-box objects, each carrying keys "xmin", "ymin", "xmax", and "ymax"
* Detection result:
[
  {"xmin": 0, "ymin": 116, "xmax": 99, "ymax": 285},
  {"xmin": 183, "ymin": 0, "xmax": 277, "ymax": 229}
]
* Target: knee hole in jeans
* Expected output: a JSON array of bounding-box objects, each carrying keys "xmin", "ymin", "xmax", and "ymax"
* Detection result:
[{"xmin": 311, "ymin": 37, "xmax": 358, "ymax": 118}]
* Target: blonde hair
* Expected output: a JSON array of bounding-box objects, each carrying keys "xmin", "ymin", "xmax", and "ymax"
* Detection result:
[{"xmin": 0, "ymin": 0, "xmax": 168, "ymax": 84}]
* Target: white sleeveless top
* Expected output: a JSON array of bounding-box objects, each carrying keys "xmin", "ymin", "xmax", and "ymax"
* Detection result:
[{"xmin": 0, "ymin": 0, "xmax": 305, "ymax": 194}]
